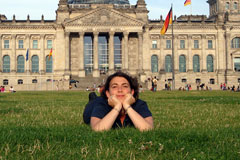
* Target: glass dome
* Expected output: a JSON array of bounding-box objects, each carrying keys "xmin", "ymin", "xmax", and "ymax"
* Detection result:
[{"xmin": 68, "ymin": 0, "xmax": 130, "ymax": 4}]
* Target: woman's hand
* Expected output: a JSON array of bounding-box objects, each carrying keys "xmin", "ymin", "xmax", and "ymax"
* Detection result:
[
  {"xmin": 108, "ymin": 95, "xmax": 122, "ymax": 111},
  {"xmin": 122, "ymin": 93, "xmax": 136, "ymax": 110}
]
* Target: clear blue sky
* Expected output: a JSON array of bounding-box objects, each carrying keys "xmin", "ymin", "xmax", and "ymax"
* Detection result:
[{"xmin": 0, "ymin": 0, "xmax": 209, "ymax": 20}]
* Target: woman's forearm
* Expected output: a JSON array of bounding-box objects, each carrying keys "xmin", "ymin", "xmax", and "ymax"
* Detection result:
[
  {"xmin": 126, "ymin": 107, "xmax": 154, "ymax": 131},
  {"xmin": 91, "ymin": 108, "xmax": 120, "ymax": 131}
]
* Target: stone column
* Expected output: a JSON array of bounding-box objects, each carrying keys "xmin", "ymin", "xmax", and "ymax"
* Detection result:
[
  {"xmin": 11, "ymin": 34, "xmax": 16, "ymax": 73},
  {"xmin": 123, "ymin": 31, "xmax": 129, "ymax": 71},
  {"xmin": 93, "ymin": 32, "xmax": 99, "ymax": 77},
  {"xmin": 40, "ymin": 34, "xmax": 45, "ymax": 73},
  {"xmin": 78, "ymin": 32, "xmax": 85, "ymax": 77},
  {"xmin": 65, "ymin": 32, "xmax": 70, "ymax": 75},
  {"xmin": 160, "ymin": 35, "xmax": 164, "ymax": 72},
  {"xmin": 138, "ymin": 32, "xmax": 143, "ymax": 72},
  {"xmin": 188, "ymin": 35, "xmax": 193, "ymax": 72},
  {"xmin": 26, "ymin": 34, "xmax": 30, "ymax": 73},
  {"xmin": 201, "ymin": 35, "xmax": 206, "ymax": 72},
  {"xmin": 109, "ymin": 31, "xmax": 114, "ymax": 73},
  {"xmin": 0, "ymin": 34, "xmax": 2, "ymax": 72},
  {"xmin": 226, "ymin": 32, "xmax": 231, "ymax": 71}
]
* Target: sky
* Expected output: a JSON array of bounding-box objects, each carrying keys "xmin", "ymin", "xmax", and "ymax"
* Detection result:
[{"xmin": 0, "ymin": 0, "xmax": 209, "ymax": 20}]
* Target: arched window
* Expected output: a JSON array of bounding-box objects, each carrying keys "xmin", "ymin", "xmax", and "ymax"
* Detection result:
[
  {"xmin": 17, "ymin": 55, "xmax": 25, "ymax": 73},
  {"xmin": 3, "ymin": 55, "xmax": 10, "ymax": 73},
  {"xmin": 151, "ymin": 55, "xmax": 158, "ymax": 73},
  {"xmin": 231, "ymin": 37, "xmax": 240, "ymax": 48},
  {"xmin": 165, "ymin": 55, "xmax": 172, "ymax": 72},
  {"xmin": 207, "ymin": 55, "xmax": 214, "ymax": 72},
  {"xmin": 31, "ymin": 55, "xmax": 39, "ymax": 73},
  {"xmin": 114, "ymin": 35, "xmax": 122, "ymax": 70},
  {"xmin": 98, "ymin": 35, "xmax": 109, "ymax": 74},
  {"xmin": 84, "ymin": 35, "xmax": 93, "ymax": 75},
  {"xmin": 234, "ymin": 2, "xmax": 238, "ymax": 10},
  {"xmin": 234, "ymin": 57, "xmax": 240, "ymax": 72},
  {"xmin": 46, "ymin": 56, "xmax": 53, "ymax": 73},
  {"xmin": 179, "ymin": 55, "xmax": 186, "ymax": 72},
  {"xmin": 226, "ymin": 2, "xmax": 230, "ymax": 10},
  {"xmin": 193, "ymin": 55, "xmax": 200, "ymax": 72}
]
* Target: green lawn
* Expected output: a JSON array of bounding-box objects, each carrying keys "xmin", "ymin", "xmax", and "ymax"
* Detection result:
[{"xmin": 0, "ymin": 91, "xmax": 240, "ymax": 159}]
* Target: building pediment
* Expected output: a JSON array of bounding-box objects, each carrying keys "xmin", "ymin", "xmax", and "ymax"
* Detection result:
[
  {"xmin": 231, "ymin": 50, "xmax": 240, "ymax": 56},
  {"xmin": 64, "ymin": 7, "xmax": 144, "ymax": 27}
]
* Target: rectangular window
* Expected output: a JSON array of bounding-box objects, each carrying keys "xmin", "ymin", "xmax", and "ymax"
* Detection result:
[
  {"xmin": 18, "ymin": 40, "xmax": 24, "ymax": 49},
  {"xmin": 180, "ymin": 40, "xmax": 185, "ymax": 49},
  {"xmin": 210, "ymin": 79, "xmax": 215, "ymax": 84},
  {"xmin": 47, "ymin": 40, "xmax": 52, "ymax": 49},
  {"xmin": 3, "ymin": 80, "xmax": 8, "ymax": 85},
  {"xmin": 182, "ymin": 79, "xmax": 187, "ymax": 83},
  {"xmin": 208, "ymin": 40, "xmax": 213, "ymax": 49},
  {"xmin": 194, "ymin": 40, "xmax": 199, "ymax": 49},
  {"xmin": 152, "ymin": 40, "xmax": 157, "ymax": 49},
  {"xmin": 33, "ymin": 40, "xmax": 38, "ymax": 49},
  {"xmin": 4, "ymin": 40, "xmax": 9, "ymax": 49},
  {"xmin": 166, "ymin": 40, "xmax": 171, "ymax": 49}
]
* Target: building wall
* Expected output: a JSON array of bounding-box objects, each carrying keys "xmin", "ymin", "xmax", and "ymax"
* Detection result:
[{"xmin": 0, "ymin": 0, "xmax": 240, "ymax": 91}]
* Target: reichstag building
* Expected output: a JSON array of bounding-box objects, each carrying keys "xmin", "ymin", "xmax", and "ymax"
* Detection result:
[{"xmin": 0, "ymin": 0, "xmax": 240, "ymax": 90}]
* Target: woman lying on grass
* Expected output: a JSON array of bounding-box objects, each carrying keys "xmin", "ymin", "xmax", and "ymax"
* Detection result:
[{"xmin": 83, "ymin": 71, "xmax": 154, "ymax": 132}]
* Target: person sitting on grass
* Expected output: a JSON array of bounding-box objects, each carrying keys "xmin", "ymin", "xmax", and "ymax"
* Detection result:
[{"xmin": 83, "ymin": 71, "xmax": 154, "ymax": 132}]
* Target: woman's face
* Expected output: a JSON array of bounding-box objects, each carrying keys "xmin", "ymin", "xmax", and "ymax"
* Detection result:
[{"xmin": 106, "ymin": 76, "xmax": 134, "ymax": 102}]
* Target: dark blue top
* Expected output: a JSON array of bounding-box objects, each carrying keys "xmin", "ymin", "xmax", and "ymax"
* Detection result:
[{"xmin": 90, "ymin": 97, "xmax": 152, "ymax": 128}]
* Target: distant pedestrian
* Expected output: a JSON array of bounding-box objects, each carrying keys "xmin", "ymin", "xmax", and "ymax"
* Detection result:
[
  {"xmin": 9, "ymin": 86, "xmax": 16, "ymax": 93},
  {"xmin": 152, "ymin": 77, "xmax": 158, "ymax": 92},
  {"xmin": 165, "ymin": 80, "xmax": 168, "ymax": 90}
]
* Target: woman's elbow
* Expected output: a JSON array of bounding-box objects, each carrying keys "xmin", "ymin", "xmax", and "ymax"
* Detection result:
[{"xmin": 91, "ymin": 125, "xmax": 110, "ymax": 132}]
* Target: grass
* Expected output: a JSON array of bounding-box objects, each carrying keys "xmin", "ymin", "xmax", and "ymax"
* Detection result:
[{"xmin": 0, "ymin": 90, "xmax": 240, "ymax": 159}]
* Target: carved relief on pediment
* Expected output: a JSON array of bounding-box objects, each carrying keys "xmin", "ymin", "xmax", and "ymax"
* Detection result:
[
  {"xmin": 163, "ymin": 35, "xmax": 172, "ymax": 39},
  {"xmin": 2, "ymin": 35, "xmax": 11, "ymax": 39},
  {"xmin": 65, "ymin": 8, "xmax": 144, "ymax": 26},
  {"xmin": 192, "ymin": 35, "xmax": 202, "ymax": 39},
  {"xmin": 150, "ymin": 34, "xmax": 160, "ymax": 39},
  {"xmin": 177, "ymin": 35, "xmax": 188, "ymax": 39},
  {"xmin": 231, "ymin": 50, "xmax": 240, "ymax": 55},
  {"xmin": 206, "ymin": 35, "xmax": 215, "ymax": 39},
  {"xmin": 45, "ymin": 35, "xmax": 55, "ymax": 39},
  {"xmin": 16, "ymin": 35, "xmax": 26, "ymax": 39},
  {"xmin": 31, "ymin": 35, "xmax": 40, "ymax": 40}
]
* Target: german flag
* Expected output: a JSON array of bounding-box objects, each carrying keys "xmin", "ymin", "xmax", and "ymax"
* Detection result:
[
  {"xmin": 48, "ymin": 48, "xmax": 53, "ymax": 61},
  {"xmin": 184, "ymin": 0, "xmax": 191, "ymax": 6},
  {"xmin": 160, "ymin": 7, "xmax": 172, "ymax": 35}
]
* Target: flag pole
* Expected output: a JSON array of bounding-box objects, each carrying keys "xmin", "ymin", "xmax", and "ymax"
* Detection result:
[
  {"xmin": 171, "ymin": 3, "xmax": 175, "ymax": 90},
  {"xmin": 191, "ymin": 3, "xmax": 192, "ymax": 15}
]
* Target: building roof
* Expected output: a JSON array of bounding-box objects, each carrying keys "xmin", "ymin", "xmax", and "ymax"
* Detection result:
[{"xmin": 68, "ymin": 0, "xmax": 130, "ymax": 4}]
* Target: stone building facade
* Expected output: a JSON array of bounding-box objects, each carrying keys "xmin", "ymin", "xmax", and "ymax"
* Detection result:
[{"xmin": 0, "ymin": 0, "xmax": 240, "ymax": 90}]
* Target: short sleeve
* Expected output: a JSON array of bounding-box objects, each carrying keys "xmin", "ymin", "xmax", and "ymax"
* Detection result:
[
  {"xmin": 133, "ymin": 100, "xmax": 152, "ymax": 118},
  {"xmin": 91, "ymin": 98, "xmax": 111, "ymax": 119}
]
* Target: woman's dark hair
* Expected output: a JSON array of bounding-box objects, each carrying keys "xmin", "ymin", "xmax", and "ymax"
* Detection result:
[{"xmin": 101, "ymin": 71, "xmax": 139, "ymax": 100}]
